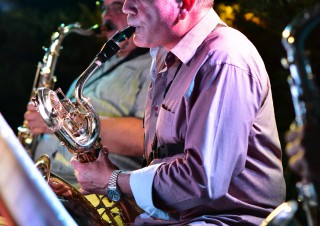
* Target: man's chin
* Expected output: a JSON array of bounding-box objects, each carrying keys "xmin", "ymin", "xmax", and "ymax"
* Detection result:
[{"xmin": 133, "ymin": 35, "xmax": 148, "ymax": 48}]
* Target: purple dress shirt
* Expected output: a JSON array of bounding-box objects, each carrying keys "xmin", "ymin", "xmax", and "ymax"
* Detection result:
[{"xmin": 130, "ymin": 9, "xmax": 286, "ymax": 225}]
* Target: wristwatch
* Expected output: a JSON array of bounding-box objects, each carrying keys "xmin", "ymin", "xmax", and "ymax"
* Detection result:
[{"xmin": 106, "ymin": 170, "xmax": 123, "ymax": 202}]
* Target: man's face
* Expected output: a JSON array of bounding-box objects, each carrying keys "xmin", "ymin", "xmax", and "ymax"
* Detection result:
[
  {"xmin": 102, "ymin": 0, "xmax": 128, "ymax": 38},
  {"xmin": 123, "ymin": 0, "xmax": 182, "ymax": 49}
]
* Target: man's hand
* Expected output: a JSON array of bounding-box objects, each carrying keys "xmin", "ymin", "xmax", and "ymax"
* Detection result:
[
  {"xmin": 24, "ymin": 102, "xmax": 53, "ymax": 135},
  {"xmin": 285, "ymin": 125, "xmax": 309, "ymax": 181},
  {"xmin": 48, "ymin": 178, "xmax": 73, "ymax": 199},
  {"xmin": 71, "ymin": 147, "xmax": 116, "ymax": 195}
]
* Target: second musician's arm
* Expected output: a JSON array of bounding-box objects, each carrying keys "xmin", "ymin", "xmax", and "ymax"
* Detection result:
[{"xmin": 99, "ymin": 116, "xmax": 144, "ymax": 156}]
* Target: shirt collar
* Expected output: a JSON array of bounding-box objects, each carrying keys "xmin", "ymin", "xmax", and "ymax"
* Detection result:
[
  {"xmin": 149, "ymin": 47, "xmax": 168, "ymax": 81},
  {"xmin": 171, "ymin": 8, "xmax": 224, "ymax": 64},
  {"xmin": 149, "ymin": 9, "xmax": 226, "ymax": 80}
]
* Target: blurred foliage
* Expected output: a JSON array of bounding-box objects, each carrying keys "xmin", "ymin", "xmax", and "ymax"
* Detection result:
[{"xmin": 0, "ymin": 0, "xmax": 319, "ymax": 223}]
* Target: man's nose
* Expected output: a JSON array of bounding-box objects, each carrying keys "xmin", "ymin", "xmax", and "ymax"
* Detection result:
[{"xmin": 122, "ymin": 0, "xmax": 133, "ymax": 15}]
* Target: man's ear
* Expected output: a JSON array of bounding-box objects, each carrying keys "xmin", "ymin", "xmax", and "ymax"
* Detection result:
[
  {"xmin": 178, "ymin": 0, "xmax": 195, "ymax": 20},
  {"xmin": 182, "ymin": 0, "xmax": 195, "ymax": 11}
]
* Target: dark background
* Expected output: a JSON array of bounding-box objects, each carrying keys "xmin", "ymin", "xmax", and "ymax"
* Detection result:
[{"xmin": 0, "ymin": 0, "xmax": 319, "ymax": 222}]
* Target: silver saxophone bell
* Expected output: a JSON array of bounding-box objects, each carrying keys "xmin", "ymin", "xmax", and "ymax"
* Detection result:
[{"xmin": 33, "ymin": 26, "xmax": 136, "ymax": 162}]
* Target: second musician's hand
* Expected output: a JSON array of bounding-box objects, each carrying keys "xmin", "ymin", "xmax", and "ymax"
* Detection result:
[{"xmin": 24, "ymin": 102, "xmax": 53, "ymax": 135}]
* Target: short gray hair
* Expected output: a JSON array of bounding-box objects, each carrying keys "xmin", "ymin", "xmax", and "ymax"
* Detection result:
[{"xmin": 198, "ymin": 0, "xmax": 214, "ymax": 8}]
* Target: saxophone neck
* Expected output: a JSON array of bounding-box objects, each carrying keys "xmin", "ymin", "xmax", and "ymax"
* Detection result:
[{"xmin": 74, "ymin": 26, "xmax": 136, "ymax": 104}]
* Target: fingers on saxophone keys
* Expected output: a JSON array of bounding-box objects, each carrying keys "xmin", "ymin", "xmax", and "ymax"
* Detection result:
[
  {"xmin": 27, "ymin": 101, "xmax": 38, "ymax": 111},
  {"xmin": 77, "ymin": 153, "xmax": 88, "ymax": 163},
  {"xmin": 87, "ymin": 153, "xmax": 96, "ymax": 162},
  {"xmin": 76, "ymin": 152, "xmax": 96, "ymax": 163}
]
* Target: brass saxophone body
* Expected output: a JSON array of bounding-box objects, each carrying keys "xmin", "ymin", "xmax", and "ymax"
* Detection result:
[
  {"xmin": 261, "ymin": 4, "xmax": 320, "ymax": 226},
  {"xmin": 18, "ymin": 22, "xmax": 97, "ymax": 158},
  {"xmin": 33, "ymin": 26, "xmax": 142, "ymax": 225}
]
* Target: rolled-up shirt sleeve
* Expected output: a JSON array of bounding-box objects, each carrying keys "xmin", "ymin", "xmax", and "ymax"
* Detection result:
[{"xmin": 130, "ymin": 163, "xmax": 173, "ymax": 220}]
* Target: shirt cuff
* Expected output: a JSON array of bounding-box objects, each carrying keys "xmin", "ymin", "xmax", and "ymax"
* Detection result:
[{"xmin": 130, "ymin": 163, "xmax": 171, "ymax": 220}]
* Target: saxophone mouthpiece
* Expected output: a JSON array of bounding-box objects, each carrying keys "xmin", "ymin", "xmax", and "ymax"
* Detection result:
[
  {"xmin": 96, "ymin": 26, "xmax": 136, "ymax": 63},
  {"xmin": 122, "ymin": 26, "xmax": 136, "ymax": 39},
  {"xmin": 111, "ymin": 26, "xmax": 135, "ymax": 44}
]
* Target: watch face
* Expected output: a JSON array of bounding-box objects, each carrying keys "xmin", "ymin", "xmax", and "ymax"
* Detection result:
[{"xmin": 107, "ymin": 188, "xmax": 121, "ymax": 202}]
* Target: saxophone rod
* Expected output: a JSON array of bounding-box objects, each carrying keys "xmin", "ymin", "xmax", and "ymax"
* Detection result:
[{"xmin": 75, "ymin": 26, "xmax": 135, "ymax": 101}]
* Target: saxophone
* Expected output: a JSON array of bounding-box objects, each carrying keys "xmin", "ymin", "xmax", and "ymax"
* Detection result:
[
  {"xmin": 17, "ymin": 22, "xmax": 98, "ymax": 158},
  {"xmin": 261, "ymin": 4, "xmax": 320, "ymax": 226},
  {"xmin": 33, "ymin": 26, "xmax": 142, "ymax": 225}
]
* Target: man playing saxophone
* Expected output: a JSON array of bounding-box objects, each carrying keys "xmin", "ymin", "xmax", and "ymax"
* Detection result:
[
  {"xmin": 24, "ymin": 0, "xmax": 152, "ymax": 186},
  {"xmin": 71, "ymin": 0, "xmax": 286, "ymax": 224}
]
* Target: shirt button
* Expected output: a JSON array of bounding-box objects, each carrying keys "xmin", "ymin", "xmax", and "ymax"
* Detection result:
[{"xmin": 154, "ymin": 105, "xmax": 159, "ymax": 111}]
